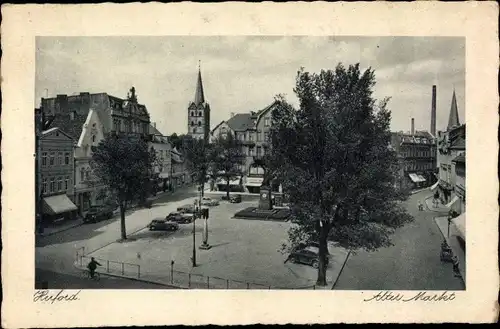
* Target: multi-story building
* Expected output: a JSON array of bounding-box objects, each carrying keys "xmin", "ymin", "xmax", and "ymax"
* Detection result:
[
  {"xmin": 41, "ymin": 87, "xmax": 151, "ymax": 139},
  {"xmin": 187, "ymin": 66, "xmax": 211, "ymax": 142},
  {"xmin": 39, "ymin": 88, "xmax": 152, "ymax": 214},
  {"xmin": 38, "ymin": 127, "xmax": 78, "ymax": 226},
  {"xmin": 149, "ymin": 123, "xmax": 172, "ymax": 193},
  {"xmin": 390, "ymin": 118, "xmax": 438, "ymax": 190},
  {"xmin": 170, "ymin": 147, "xmax": 191, "ymax": 189},
  {"xmin": 210, "ymin": 101, "xmax": 279, "ymax": 193}
]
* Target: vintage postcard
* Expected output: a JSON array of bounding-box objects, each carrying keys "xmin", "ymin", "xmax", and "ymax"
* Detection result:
[{"xmin": 1, "ymin": 2, "xmax": 498, "ymax": 327}]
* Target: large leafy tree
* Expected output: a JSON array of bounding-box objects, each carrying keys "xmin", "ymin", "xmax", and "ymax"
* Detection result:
[
  {"xmin": 211, "ymin": 132, "xmax": 246, "ymax": 199},
  {"xmin": 91, "ymin": 135, "xmax": 156, "ymax": 240},
  {"xmin": 269, "ymin": 64, "xmax": 413, "ymax": 286}
]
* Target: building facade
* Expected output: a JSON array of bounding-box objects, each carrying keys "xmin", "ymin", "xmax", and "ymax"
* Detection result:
[
  {"xmin": 38, "ymin": 127, "xmax": 78, "ymax": 225},
  {"xmin": 170, "ymin": 147, "xmax": 191, "ymax": 189},
  {"xmin": 41, "ymin": 87, "xmax": 151, "ymax": 139},
  {"xmin": 148, "ymin": 123, "xmax": 172, "ymax": 193},
  {"xmin": 210, "ymin": 101, "xmax": 279, "ymax": 193},
  {"xmin": 390, "ymin": 120, "xmax": 438, "ymax": 190},
  {"xmin": 187, "ymin": 67, "xmax": 211, "ymax": 142}
]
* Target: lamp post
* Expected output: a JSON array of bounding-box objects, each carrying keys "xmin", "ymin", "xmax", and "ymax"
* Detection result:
[{"xmin": 191, "ymin": 198, "xmax": 197, "ymax": 267}]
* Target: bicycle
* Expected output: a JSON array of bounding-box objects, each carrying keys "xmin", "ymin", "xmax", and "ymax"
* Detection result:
[{"xmin": 82, "ymin": 269, "xmax": 100, "ymax": 281}]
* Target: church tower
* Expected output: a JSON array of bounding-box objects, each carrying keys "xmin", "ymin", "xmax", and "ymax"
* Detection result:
[
  {"xmin": 447, "ymin": 89, "xmax": 460, "ymax": 130},
  {"xmin": 187, "ymin": 62, "xmax": 211, "ymax": 142}
]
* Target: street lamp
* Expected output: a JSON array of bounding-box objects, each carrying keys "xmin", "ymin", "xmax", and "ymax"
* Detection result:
[{"xmin": 191, "ymin": 199, "xmax": 197, "ymax": 267}]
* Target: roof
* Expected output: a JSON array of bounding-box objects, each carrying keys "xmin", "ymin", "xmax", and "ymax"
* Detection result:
[
  {"xmin": 447, "ymin": 90, "xmax": 460, "ymax": 129},
  {"xmin": 226, "ymin": 113, "xmax": 254, "ymax": 131},
  {"xmin": 41, "ymin": 127, "xmax": 74, "ymax": 141},
  {"xmin": 194, "ymin": 68, "xmax": 205, "ymax": 105},
  {"xmin": 149, "ymin": 124, "xmax": 163, "ymax": 136},
  {"xmin": 450, "ymin": 136, "xmax": 465, "ymax": 149},
  {"xmin": 452, "ymin": 153, "xmax": 465, "ymax": 163},
  {"xmin": 46, "ymin": 113, "xmax": 87, "ymax": 141}
]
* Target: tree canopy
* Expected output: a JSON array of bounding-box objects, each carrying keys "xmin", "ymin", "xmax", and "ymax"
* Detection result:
[
  {"xmin": 91, "ymin": 135, "xmax": 156, "ymax": 239},
  {"xmin": 268, "ymin": 64, "xmax": 413, "ymax": 285}
]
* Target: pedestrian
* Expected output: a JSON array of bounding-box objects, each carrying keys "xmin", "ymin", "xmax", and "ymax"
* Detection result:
[
  {"xmin": 452, "ymin": 256, "xmax": 460, "ymax": 277},
  {"xmin": 417, "ymin": 201, "xmax": 423, "ymax": 211}
]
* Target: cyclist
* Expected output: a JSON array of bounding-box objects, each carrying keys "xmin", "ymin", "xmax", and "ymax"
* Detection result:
[{"xmin": 87, "ymin": 257, "xmax": 102, "ymax": 279}]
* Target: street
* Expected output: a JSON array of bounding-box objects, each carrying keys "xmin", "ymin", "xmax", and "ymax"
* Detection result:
[
  {"xmin": 36, "ymin": 186, "xmax": 464, "ymax": 290},
  {"xmin": 333, "ymin": 190, "xmax": 464, "ymax": 290}
]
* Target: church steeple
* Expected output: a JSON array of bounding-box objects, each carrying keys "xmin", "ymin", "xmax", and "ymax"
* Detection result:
[
  {"xmin": 194, "ymin": 61, "xmax": 205, "ymax": 105},
  {"xmin": 447, "ymin": 89, "xmax": 460, "ymax": 130}
]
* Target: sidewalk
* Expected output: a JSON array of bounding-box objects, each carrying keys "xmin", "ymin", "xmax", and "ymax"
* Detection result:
[
  {"xmin": 434, "ymin": 216, "xmax": 466, "ymax": 283},
  {"xmin": 424, "ymin": 196, "xmax": 449, "ymax": 213},
  {"xmin": 37, "ymin": 219, "xmax": 83, "ymax": 237}
]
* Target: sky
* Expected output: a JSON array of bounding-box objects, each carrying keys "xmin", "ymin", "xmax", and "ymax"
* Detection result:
[{"xmin": 36, "ymin": 36, "xmax": 465, "ymax": 136}]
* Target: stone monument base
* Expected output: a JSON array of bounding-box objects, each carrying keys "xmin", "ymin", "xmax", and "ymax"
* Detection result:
[{"xmin": 199, "ymin": 243, "xmax": 212, "ymax": 250}]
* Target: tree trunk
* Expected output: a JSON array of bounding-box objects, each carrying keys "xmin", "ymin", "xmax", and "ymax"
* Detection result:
[
  {"xmin": 201, "ymin": 181, "xmax": 205, "ymax": 197},
  {"xmin": 316, "ymin": 224, "xmax": 328, "ymax": 286},
  {"xmin": 119, "ymin": 201, "xmax": 127, "ymax": 240},
  {"xmin": 226, "ymin": 178, "xmax": 230, "ymax": 199}
]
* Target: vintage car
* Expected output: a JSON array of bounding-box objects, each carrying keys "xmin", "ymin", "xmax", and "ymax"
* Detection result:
[
  {"xmin": 83, "ymin": 206, "xmax": 114, "ymax": 223},
  {"xmin": 229, "ymin": 194, "xmax": 242, "ymax": 203},
  {"xmin": 286, "ymin": 246, "xmax": 329, "ymax": 269},
  {"xmin": 166, "ymin": 212, "xmax": 195, "ymax": 224},
  {"xmin": 177, "ymin": 204, "xmax": 196, "ymax": 214},
  {"xmin": 148, "ymin": 219, "xmax": 179, "ymax": 231},
  {"xmin": 200, "ymin": 197, "xmax": 220, "ymax": 206}
]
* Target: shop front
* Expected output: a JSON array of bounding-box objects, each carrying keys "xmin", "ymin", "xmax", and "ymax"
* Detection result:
[{"xmin": 42, "ymin": 193, "xmax": 78, "ymax": 225}]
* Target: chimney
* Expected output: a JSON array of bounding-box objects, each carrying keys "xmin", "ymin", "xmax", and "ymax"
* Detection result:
[
  {"xmin": 431, "ymin": 85, "xmax": 437, "ymax": 136},
  {"xmin": 230, "ymin": 112, "xmax": 235, "ymax": 118},
  {"xmin": 411, "ymin": 118, "xmax": 415, "ymax": 135}
]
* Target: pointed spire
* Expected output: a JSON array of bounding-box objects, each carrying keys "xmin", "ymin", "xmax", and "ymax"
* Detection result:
[
  {"xmin": 194, "ymin": 61, "xmax": 205, "ymax": 105},
  {"xmin": 447, "ymin": 89, "xmax": 460, "ymax": 130}
]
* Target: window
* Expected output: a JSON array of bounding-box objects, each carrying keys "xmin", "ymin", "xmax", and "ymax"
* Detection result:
[
  {"xmin": 249, "ymin": 147, "xmax": 254, "ymax": 156},
  {"xmin": 58, "ymin": 152, "xmax": 63, "ymax": 165},
  {"xmin": 86, "ymin": 169, "xmax": 90, "ymax": 181},
  {"xmin": 50, "ymin": 177, "xmax": 55, "ymax": 192},
  {"xmin": 264, "ymin": 117, "xmax": 270, "ymax": 127},
  {"xmin": 92, "ymin": 134, "xmax": 96, "ymax": 143},
  {"xmin": 80, "ymin": 168, "xmax": 85, "ymax": 181},
  {"xmin": 42, "ymin": 152, "xmax": 47, "ymax": 166},
  {"xmin": 264, "ymin": 131, "xmax": 270, "ymax": 142},
  {"xmin": 257, "ymin": 131, "xmax": 261, "ymax": 142},
  {"xmin": 65, "ymin": 177, "xmax": 69, "ymax": 190},
  {"xmin": 257, "ymin": 146, "xmax": 262, "ymax": 157},
  {"xmin": 49, "ymin": 152, "xmax": 55, "ymax": 166},
  {"xmin": 193, "ymin": 127, "xmax": 197, "ymax": 134},
  {"xmin": 64, "ymin": 152, "xmax": 70, "ymax": 165},
  {"xmin": 42, "ymin": 178, "xmax": 48, "ymax": 194},
  {"xmin": 191, "ymin": 121, "xmax": 195, "ymax": 126},
  {"xmin": 198, "ymin": 121, "xmax": 201, "ymax": 127},
  {"xmin": 191, "ymin": 111, "xmax": 194, "ymax": 117},
  {"xmin": 57, "ymin": 177, "xmax": 62, "ymax": 191},
  {"xmin": 198, "ymin": 111, "xmax": 202, "ymax": 116},
  {"xmin": 249, "ymin": 133, "xmax": 253, "ymax": 141}
]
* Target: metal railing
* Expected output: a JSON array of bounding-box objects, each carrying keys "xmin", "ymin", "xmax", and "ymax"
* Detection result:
[{"xmin": 77, "ymin": 255, "xmax": 141, "ymax": 279}]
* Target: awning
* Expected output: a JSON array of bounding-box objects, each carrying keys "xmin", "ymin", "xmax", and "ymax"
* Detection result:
[
  {"xmin": 445, "ymin": 195, "xmax": 460, "ymax": 208},
  {"xmin": 42, "ymin": 194, "xmax": 78, "ymax": 215},
  {"xmin": 417, "ymin": 174, "xmax": 427, "ymax": 182},
  {"xmin": 217, "ymin": 176, "xmax": 241, "ymax": 186},
  {"xmin": 430, "ymin": 181, "xmax": 439, "ymax": 191},
  {"xmin": 408, "ymin": 173, "xmax": 425, "ymax": 183},
  {"xmin": 245, "ymin": 177, "xmax": 264, "ymax": 187},
  {"xmin": 452, "ymin": 213, "xmax": 466, "ymax": 240}
]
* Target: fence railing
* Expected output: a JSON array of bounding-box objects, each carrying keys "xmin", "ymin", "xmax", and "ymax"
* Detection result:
[{"xmin": 75, "ymin": 250, "xmax": 317, "ymax": 290}]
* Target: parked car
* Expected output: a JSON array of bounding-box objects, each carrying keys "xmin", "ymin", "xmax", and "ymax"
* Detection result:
[
  {"xmin": 166, "ymin": 212, "xmax": 194, "ymax": 224},
  {"xmin": 83, "ymin": 206, "xmax": 113, "ymax": 223},
  {"xmin": 200, "ymin": 197, "xmax": 220, "ymax": 206},
  {"xmin": 148, "ymin": 219, "xmax": 179, "ymax": 231},
  {"xmin": 286, "ymin": 246, "xmax": 329, "ymax": 268},
  {"xmin": 177, "ymin": 204, "xmax": 196, "ymax": 214},
  {"xmin": 230, "ymin": 194, "xmax": 242, "ymax": 203}
]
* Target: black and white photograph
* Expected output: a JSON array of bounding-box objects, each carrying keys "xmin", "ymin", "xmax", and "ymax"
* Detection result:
[
  {"xmin": 34, "ymin": 36, "xmax": 467, "ymax": 291},
  {"xmin": 2, "ymin": 3, "xmax": 498, "ymax": 327}
]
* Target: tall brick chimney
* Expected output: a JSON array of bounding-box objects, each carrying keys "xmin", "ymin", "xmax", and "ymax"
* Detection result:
[
  {"xmin": 411, "ymin": 118, "xmax": 415, "ymax": 135},
  {"xmin": 431, "ymin": 85, "xmax": 436, "ymax": 136}
]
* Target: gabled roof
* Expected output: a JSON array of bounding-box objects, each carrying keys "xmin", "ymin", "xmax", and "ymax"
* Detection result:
[
  {"xmin": 450, "ymin": 136, "xmax": 465, "ymax": 149},
  {"xmin": 149, "ymin": 124, "xmax": 163, "ymax": 136},
  {"xmin": 46, "ymin": 113, "xmax": 87, "ymax": 141},
  {"xmin": 210, "ymin": 120, "xmax": 227, "ymax": 135},
  {"xmin": 226, "ymin": 113, "xmax": 254, "ymax": 131},
  {"xmin": 41, "ymin": 127, "xmax": 74, "ymax": 141}
]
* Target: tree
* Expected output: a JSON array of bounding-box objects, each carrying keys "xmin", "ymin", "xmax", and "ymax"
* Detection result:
[
  {"xmin": 183, "ymin": 137, "xmax": 211, "ymax": 197},
  {"xmin": 268, "ymin": 64, "xmax": 413, "ymax": 286},
  {"xmin": 211, "ymin": 132, "xmax": 246, "ymax": 199},
  {"xmin": 90, "ymin": 135, "xmax": 156, "ymax": 240}
]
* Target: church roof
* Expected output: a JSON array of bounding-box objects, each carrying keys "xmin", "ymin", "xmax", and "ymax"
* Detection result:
[
  {"xmin": 194, "ymin": 68, "xmax": 205, "ymax": 105},
  {"xmin": 447, "ymin": 90, "xmax": 460, "ymax": 130},
  {"xmin": 450, "ymin": 135, "xmax": 465, "ymax": 150}
]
